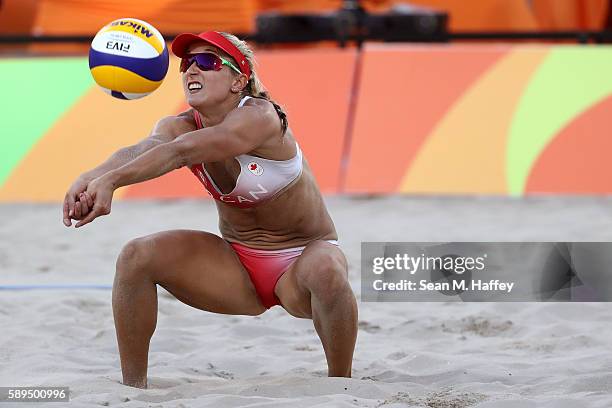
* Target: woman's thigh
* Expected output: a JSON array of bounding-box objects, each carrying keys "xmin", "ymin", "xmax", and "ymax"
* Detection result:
[
  {"xmin": 274, "ymin": 240, "xmax": 348, "ymax": 318},
  {"xmin": 121, "ymin": 229, "xmax": 265, "ymax": 315}
]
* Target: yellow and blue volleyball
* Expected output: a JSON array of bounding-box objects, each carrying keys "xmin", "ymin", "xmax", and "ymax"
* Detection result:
[{"xmin": 89, "ymin": 18, "xmax": 169, "ymax": 100}]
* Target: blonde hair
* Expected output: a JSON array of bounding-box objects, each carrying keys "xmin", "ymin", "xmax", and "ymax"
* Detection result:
[{"xmin": 219, "ymin": 32, "xmax": 288, "ymax": 135}]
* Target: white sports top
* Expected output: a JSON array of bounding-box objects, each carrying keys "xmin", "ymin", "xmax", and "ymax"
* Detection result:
[{"xmin": 190, "ymin": 96, "xmax": 303, "ymax": 208}]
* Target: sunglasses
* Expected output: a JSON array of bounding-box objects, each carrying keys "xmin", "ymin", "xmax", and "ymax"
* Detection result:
[{"xmin": 180, "ymin": 52, "xmax": 242, "ymax": 75}]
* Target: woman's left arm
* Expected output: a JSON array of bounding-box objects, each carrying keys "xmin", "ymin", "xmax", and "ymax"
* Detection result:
[{"xmin": 74, "ymin": 102, "xmax": 280, "ymax": 228}]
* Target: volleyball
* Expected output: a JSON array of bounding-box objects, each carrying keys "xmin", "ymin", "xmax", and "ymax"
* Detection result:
[{"xmin": 89, "ymin": 18, "xmax": 169, "ymax": 100}]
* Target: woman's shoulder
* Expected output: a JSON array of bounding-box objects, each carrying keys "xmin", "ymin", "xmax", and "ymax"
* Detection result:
[
  {"xmin": 174, "ymin": 109, "xmax": 199, "ymax": 128},
  {"xmin": 239, "ymin": 96, "xmax": 288, "ymax": 135},
  {"xmin": 239, "ymin": 95, "xmax": 276, "ymax": 112},
  {"xmin": 156, "ymin": 110, "xmax": 198, "ymax": 133}
]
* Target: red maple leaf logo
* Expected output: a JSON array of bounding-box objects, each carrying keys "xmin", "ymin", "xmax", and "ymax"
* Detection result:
[{"xmin": 250, "ymin": 163, "xmax": 257, "ymax": 170}]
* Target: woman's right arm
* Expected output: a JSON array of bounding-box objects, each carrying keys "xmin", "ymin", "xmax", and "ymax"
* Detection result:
[{"xmin": 62, "ymin": 114, "xmax": 192, "ymax": 226}]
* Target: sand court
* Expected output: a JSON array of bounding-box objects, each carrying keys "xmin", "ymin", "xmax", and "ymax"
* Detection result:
[{"xmin": 1, "ymin": 196, "xmax": 611, "ymax": 407}]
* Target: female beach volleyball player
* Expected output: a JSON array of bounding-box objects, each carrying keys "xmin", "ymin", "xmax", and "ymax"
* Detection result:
[{"xmin": 62, "ymin": 31, "xmax": 358, "ymax": 388}]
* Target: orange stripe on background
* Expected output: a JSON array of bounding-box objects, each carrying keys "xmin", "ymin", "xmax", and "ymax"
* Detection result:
[
  {"xmin": 0, "ymin": 58, "xmax": 183, "ymax": 202},
  {"xmin": 345, "ymin": 44, "xmax": 507, "ymax": 193},
  {"xmin": 532, "ymin": 0, "xmax": 608, "ymax": 30},
  {"xmin": 32, "ymin": 0, "xmax": 255, "ymax": 34},
  {"xmin": 526, "ymin": 95, "xmax": 612, "ymax": 194},
  {"xmin": 401, "ymin": 48, "xmax": 548, "ymax": 194},
  {"xmin": 0, "ymin": 0, "xmax": 38, "ymax": 34},
  {"xmin": 257, "ymin": 0, "xmax": 341, "ymax": 12}
]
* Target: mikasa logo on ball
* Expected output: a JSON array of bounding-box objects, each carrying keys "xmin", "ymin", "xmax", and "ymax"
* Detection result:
[{"xmin": 111, "ymin": 20, "xmax": 155, "ymax": 38}]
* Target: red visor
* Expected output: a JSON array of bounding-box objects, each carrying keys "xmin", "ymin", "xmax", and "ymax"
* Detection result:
[{"xmin": 171, "ymin": 31, "xmax": 251, "ymax": 79}]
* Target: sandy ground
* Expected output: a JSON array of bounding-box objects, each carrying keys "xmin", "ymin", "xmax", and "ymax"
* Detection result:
[{"xmin": 1, "ymin": 195, "xmax": 611, "ymax": 407}]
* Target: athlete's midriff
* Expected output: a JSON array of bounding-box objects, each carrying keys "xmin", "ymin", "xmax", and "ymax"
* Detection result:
[
  {"xmin": 217, "ymin": 161, "xmax": 338, "ymax": 250},
  {"xmin": 188, "ymin": 97, "xmax": 337, "ymax": 250}
]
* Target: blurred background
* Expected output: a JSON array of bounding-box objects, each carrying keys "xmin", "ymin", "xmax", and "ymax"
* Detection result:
[{"xmin": 1, "ymin": 0, "xmax": 611, "ymax": 201}]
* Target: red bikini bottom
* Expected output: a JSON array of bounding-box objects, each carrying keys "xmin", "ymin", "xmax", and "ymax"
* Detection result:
[{"xmin": 229, "ymin": 240, "xmax": 338, "ymax": 309}]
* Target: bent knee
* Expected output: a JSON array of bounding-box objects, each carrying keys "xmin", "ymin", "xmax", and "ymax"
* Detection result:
[
  {"xmin": 319, "ymin": 265, "xmax": 350, "ymax": 299},
  {"xmin": 298, "ymin": 246, "xmax": 349, "ymax": 298},
  {"xmin": 116, "ymin": 236, "xmax": 156, "ymax": 279}
]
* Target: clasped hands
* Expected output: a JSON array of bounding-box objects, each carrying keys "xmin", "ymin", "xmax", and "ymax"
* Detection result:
[{"xmin": 62, "ymin": 175, "xmax": 116, "ymax": 228}]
